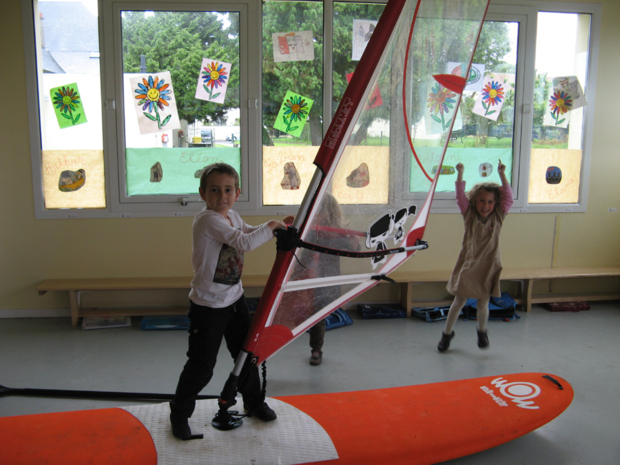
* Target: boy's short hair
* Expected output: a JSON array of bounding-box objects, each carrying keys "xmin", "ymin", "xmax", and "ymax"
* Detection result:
[{"xmin": 199, "ymin": 163, "xmax": 240, "ymax": 192}]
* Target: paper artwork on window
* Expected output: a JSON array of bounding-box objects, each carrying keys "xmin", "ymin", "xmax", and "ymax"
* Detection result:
[
  {"xmin": 528, "ymin": 148, "xmax": 581, "ymax": 204},
  {"xmin": 431, "ymin": 165, "xmax": 455, "ymax": 175},
  {"xmin": 352, "ymin": 20, "xmax": 377, "ymax": 61},
  {"xmin": 552, "ymin": 76, "xmax": 586, "ymax": 111},
  {"xmin": 472, "ymin": 75, "xmax": 506, "ymax": 121},
  {"xmin": 332, "ymin": 146, "xmax": 389, "ymax": 204},
  {"xmin": 150, "ymin": 162, "xmax": 163, "ymax": 182},
  {"xmin": 42, "ymin": 150, "xmax": 106, "ymax": 209},
  {"xmin": 346, "ymin": 163, "xmax": 370, "ymax": 188},
  {"xmin": 426, "ymin": 80, "xmax": 459, "ymax": 134},
  {"xmin": 263, "ymin": 146, "xmax": 318, "ymax": 205},
  {"xmin": 273, "ymin": 90, "xmax": 314, "ymax": 137},
  {"xmin": 129, "ymin": 71, "xmax": 181, "ymax": 135},
  {"xmin": 280, "ymin": 162, "xmax": 302, "ymax": 190},
  {"xmin": 50, "ymin": 83, "xmax": 88, "ymax": 129},
  {"xmin": 479, "ymin": 162, "xmax": 493, "ymax": 178},
  {"xmin": 446, "ymin": 62, "xmax": 485, "ymax": 92},
  {"xmin": 195, "ymin": 58, "xmax": 231, "ymax": 104},
  {"xmin": 544, "ymin": 87, "xmax": 572, "ymax": 128},
  {"xmin": 272, "ymin": 31, "xmax": 314, "ymax": 62},
  {"xmin": 546, "ymin": 166, "xmax": 562, "ymax": 184},
  {"xmin": 58, "ymin": 169, "xmax": 86, "ymax": 192},
  {"xmin": 346, "ymin": 73, "xmax": 383, "ymax": 109}
]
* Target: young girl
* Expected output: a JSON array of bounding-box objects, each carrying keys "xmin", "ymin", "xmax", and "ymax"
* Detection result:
[
  {"xmin": 438, "ymin": 160, "xmax": 513, "ymax": 352},
  {"xmin": 305, "ymin": 193, "xmax": 353, "ymax": 365}
]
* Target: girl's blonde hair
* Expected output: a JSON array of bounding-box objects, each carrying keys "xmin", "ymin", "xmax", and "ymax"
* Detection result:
[
  {"xmin": 466, "ymin": 182, "xmax": 502, "ymax": 208},
  {"xmin": 317, "ymin": 192, "xmax": 348, "ymax": 228}
]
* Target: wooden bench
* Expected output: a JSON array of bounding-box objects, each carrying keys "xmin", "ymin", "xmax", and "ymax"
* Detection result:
[
  {"xmin": 37, "ymin": 275, "xmax": 269, "ymax": 327},
  {"xmin": 389, "ymin": 266, "xmax": 620, "ymax": 316},
  {"xmin": 38, "ymin": 267, "xmax": 620, "ymax": 326}
]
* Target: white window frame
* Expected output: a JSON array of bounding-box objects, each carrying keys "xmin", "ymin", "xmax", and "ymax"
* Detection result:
[{"xmin": 22, "ymin": 0, "xmax": 601, "ymax": 219}]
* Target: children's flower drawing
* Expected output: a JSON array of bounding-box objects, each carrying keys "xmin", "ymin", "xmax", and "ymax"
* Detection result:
[
  {"xmin": 135, "ymin": 75, "xmax": 172, "ymax": 130},
  {"xmin": 548, "ymin": 90, "xmax": 572, "ymax": 126},
  {"xmin": 427, "ymin": 82, "xmax": 456, "ymax": 131},
  {"xmin": 51, "ymin": 84, "xmax": 87, "ymax": 128},
  {"xmin": 481, "ymin": 80, "xmax": 505, "ymax": 116},
  {"xmin": 273, "ymin": 90, "xmax": 314, "ymax": 137},
  {"xmin": 202, "ymin": 61, "xmax": 228, "ymax": 100},
  {"xmin": 283, "ymin": 95, "xmax": 309, "ymax": 128}
]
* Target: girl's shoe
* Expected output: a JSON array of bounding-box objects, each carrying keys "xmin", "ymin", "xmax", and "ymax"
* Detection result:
[
  {"xmin": 437, "ymin": 331, "xmax": 455, "ymax": 352},
  {"xmin": 477, "ymin": 330, "xmax": 489, "ymax": 349}
]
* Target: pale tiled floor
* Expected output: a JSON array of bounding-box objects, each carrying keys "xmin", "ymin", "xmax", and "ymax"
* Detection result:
[{"xmin": 1, "ymin": 302, "xmax": 619, "ymax": 464}]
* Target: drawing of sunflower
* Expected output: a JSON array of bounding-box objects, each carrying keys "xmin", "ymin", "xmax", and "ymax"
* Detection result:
[
  {"xmin": 549, "ymin": 90, "xmax": 572, "ymax": 125},
  {"xmin": 282, "ymin": 95, "xmax": 309, "ymax": 132},
  {"xmin": 481, "ymin": 80, "xmax": 505, "ymax": 116},
  {"xmin": 52, "ymin": 86, "xmax": 82, "ymax": 125},
  {"xmin": 135, "ymin": 75, "xmax": 172, "ymax": 129},
  {"xmin": 427, "ymin": 83, "xmax": 456, "ymax": 130},
  {"xmin": 202, "ymin": 62, "xmax": 228, "ymax": 100}
]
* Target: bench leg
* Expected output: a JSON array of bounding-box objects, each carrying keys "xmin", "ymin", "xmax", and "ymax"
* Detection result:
[
  {"xmin": 69, "ymin": 290, "xmax": 81, "ymax": 327},
  {"xmin": 523, "ymin": 279, "xmax": 533, "ymax": 312},
  {"xmin": 400, "ymin": 283, "xmax": 413, "ymax": 317}
]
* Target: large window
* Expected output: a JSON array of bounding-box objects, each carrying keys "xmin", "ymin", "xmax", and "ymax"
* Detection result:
[
  {"xmin": 23, "ymin": 0, "xmax": 601, "ymax": 218},
  {"xmin": 261, "ymin": 0, "xmax": 324, "ymax": 206},
  {"xmin": 119, "ymin": 10, "xmax": 242, "ymax": 199},
  {"xmin": 527, "ymin": 11, "xmax": 591, "ymax": 207}
]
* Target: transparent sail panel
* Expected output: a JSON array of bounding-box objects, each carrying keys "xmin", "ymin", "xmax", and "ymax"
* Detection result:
[
  {"xmin": 442, "ymin": 20, "xmax": 519, "ymax": 194},
  {"xmin": 272, "ymin": 284, "xmax": 359, "ymax": 332},
  {"xmin": 294, "ymin": 0, "xmax": 490, "ymax": 278}
]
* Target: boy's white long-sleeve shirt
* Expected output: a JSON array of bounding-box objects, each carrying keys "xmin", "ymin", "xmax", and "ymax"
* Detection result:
[{"xmin": 189, "ymin": 208, "xmax": 274, "ymax": 308}]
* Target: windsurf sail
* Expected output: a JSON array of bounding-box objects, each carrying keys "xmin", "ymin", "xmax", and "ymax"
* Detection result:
[{"xmin": 215, "ymin": 0, "xmax": 490, "ymax": 422}]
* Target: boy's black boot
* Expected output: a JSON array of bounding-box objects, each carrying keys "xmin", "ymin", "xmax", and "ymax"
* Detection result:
[
  {"xmin": 245, "ymin": 401, "xmax": 277, "ymax": 422},
  {"xmin": 437, "ymin": 331, "xmax": 455, "ymax": 352},
  {"xmin": 170, "ymin": 410, "xmax": 192, "ymax": 440}
]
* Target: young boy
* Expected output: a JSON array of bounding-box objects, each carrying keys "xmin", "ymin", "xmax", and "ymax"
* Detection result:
[{"xmin": 170, "ymin": 163, "xmax": 292, "ymax": 440}]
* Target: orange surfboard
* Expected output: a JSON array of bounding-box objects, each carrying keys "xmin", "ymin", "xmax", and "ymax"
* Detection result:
[{"xmin": 0, "ymin": 373, "xmax": 572, "ymax": 465}]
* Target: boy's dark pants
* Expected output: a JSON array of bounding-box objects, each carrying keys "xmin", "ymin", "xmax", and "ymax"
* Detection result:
[{"xmin": 170, "ymin": 295, "xmax": 263, "ymax": 418}]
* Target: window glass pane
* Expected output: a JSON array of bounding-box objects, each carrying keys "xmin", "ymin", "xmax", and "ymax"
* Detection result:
[
  {"xmin": 331, "ymin": 2, "xmax": 387, "ymax": 205},
  {"xmin": 332, "ymin": 2, "xmax": 386, "ymax": 112},
  {"xmin": 36, "ymin": 0, "xmax": 106, "ymax": 209},
  {"xmin": 528, "ymin": 12, "xmax": 590, "ymax": 204},
  {"xmin": 262, "ymin": 1, "xmax": 324, "ymax": 206},
  {"xmin": 424, "ymin": 20, "xmax": 518, "ymax": 194},
  {"xmin": 121, "ymin": 10, "xmax": 241, "ymax": 196}
]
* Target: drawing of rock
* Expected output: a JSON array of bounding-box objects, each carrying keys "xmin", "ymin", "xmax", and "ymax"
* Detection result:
[
  {"xmin": 546, "ymin": 166, "xmax": 562, "ymax": 184},
  {"xmin": 479, "ymin": 163, "xmax": 493, "ymax": 177},
  {"xmin": 150, "ymin": 162, "xmax": 163, "ymax": 182},
  {"xmin": 281, "ymin": 162, "xmax": 301, "ymax": 190},
  {"xmin": 347, "ymin": 163, "xmax": 370, "ymax": 188},
  {"xmin": 58, "ymin": 169, "xmax": 85, "ymax": 192}
]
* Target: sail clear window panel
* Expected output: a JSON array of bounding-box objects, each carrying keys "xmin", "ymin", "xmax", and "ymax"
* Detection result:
[
  {"xmin": 412, "ymin": 20, "xmax": 519, "ymax": 195},
  {"xmin": 272, "ymin": 284, "xmax": 359, "ymax": 332},
  {"xmin": 120, "ymin": 10, "xmax": 242, "ymax": 196},
  {"xmin": 527, "ymin": 12, "xmax": 590, "ymax": 204},
  {"xmin": 261, "ymin": 1, "xmax": 324, "ymax": 206},
  {"xmin": 36, "ymin": 0, "xmax": 106, "ymax": 209}
]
